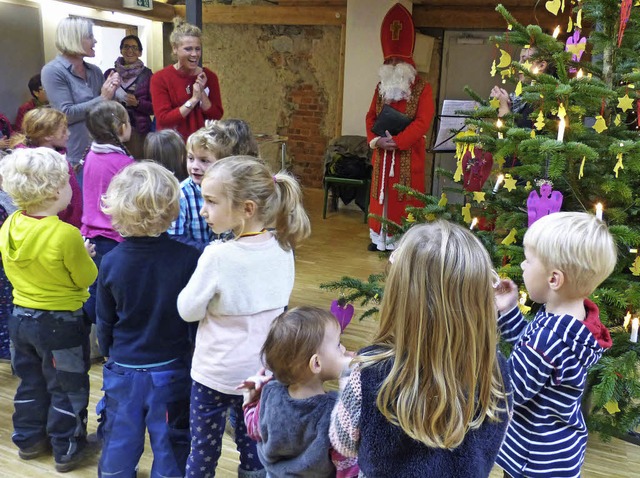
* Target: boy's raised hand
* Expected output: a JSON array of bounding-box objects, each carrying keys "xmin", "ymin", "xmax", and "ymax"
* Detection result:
[{"xmin": 494, "ymin": 278, "xmax": 519, "ymax": 314}]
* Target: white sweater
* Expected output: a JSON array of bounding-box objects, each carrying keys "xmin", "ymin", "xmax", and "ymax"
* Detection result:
[{"xmin": 178, "ymin": 237, "xmax": 294, "ymax": 394}]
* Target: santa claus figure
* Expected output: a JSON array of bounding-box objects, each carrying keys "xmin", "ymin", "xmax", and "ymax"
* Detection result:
[{"xmin": 366, "ymin": 3, "xmax": 435, "ymax": 251}]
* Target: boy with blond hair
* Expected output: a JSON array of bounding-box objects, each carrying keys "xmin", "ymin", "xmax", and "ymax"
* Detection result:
[
  {"xmin": 96, "ymin": 162, "xmax": 200, "ymax": 477},
  {"xmin": 494, "ymin": 212, "xmax": 617, "ymax": 478},
  {"xmin": 0, "ymin": 147, "xmax": 98, "ymax": 473}
]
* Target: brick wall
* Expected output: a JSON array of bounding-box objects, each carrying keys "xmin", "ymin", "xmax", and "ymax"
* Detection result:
[{"xmin": 281, "ymin": 84, "xmax": 330, "ymax": 188}]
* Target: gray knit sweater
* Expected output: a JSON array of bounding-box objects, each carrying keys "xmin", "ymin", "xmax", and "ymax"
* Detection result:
[{"xmin": 258, "ymin": 380, "xmax": 337, "ymax": 477}]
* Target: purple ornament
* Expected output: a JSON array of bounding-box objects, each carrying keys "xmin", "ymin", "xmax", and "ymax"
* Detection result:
[
  {"xmin": 565, "ymin": 30, "xmax": 587, "ymax": 72},
  {"xmin": 330, "ymin": 299, "xmax": 355, "ymax": 333},
  {"xmin": 527, "ymin": 181, "xmax": 563, "ymax": 226}
]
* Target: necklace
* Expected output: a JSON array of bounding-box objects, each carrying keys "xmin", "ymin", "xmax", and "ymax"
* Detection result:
[{"xmin": 237, "ymin": 228, "xmax": 268, "ymax": 239}]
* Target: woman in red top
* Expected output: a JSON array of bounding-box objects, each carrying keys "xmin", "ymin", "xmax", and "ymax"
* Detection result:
[{"xmin": 150, "ymin": 17, "xmax": 223, "ymax": 140}]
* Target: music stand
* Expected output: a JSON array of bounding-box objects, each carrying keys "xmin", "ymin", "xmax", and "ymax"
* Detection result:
[{"xmin": 430, "ymin": 100, "xmax": 480, "ymax": 152}]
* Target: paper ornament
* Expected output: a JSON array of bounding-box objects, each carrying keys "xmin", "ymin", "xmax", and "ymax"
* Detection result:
[
  {"xmin": 619, "ymin": 0, "xmax": 633, "ymax": 47},
  {"xmin": 462, "ymin": 147, "xmax": 493, "ymax": 192},
  {"xmin": 503, "ymin": 174, "xmax": 518, "ymax": 192},
  {"xmin": 565, "ymin": 30, "xmax": 587, "ymax": 70},
  {"xmin": 330, "ymin": 299, "xmax": 354, "ymax": 333},
  {"xmin": 535, "ymin": 111, "xmax": 546, "ymax": 130},
  {"xmin": 567, "ymin": 16, "xmax": 573, "ymax": 33},
  {"xmin": 531, "ymin": 130, "xmax": 536, "ymax": 138},
  {"xmin": 630, "ymin": 256, "xmax": 640, "ymax": 276},
  {"xmin": 527, "ymin": 181, "xmax": 563, "ymax": 226},
  {"xmin": 515, "ymin": 81, "xmax": 523, "ymax": 96},
  {"xmin": 501, "ymin": 228, "xmax": 517, "ymax": 246},
  {"xmin": 473, "ymin": 191, "xmax": 486, "ymax": 203},
  {"xmin": 614, "ymin": 114, "xmax": 622, "ymax": 126},
  {"xmin": 525, "ymin": 181, "xmax": 533, "ymax": 191},
  {"xmin": 545, "ymin": 0, "xmax": 562, "ymax": 15},
  {"xmin": 438, "ymin": 193, "xmax": 448, "ymax": 207},
  {"xmin": 579, "ymin": 156, "xmax": 586, "ymax": 179},
  {"xmin": 604, "ymin": 400, "xmax": 621, "ymax": 415},
  {"xmin": 406, "ymin": 213, "xmax": 416, "ymax": 223},
  {"xmin": 593, "ymin": 115, "xmax": 608, "ymax": 133},
  {"xmin": 490, "ymin": 97, "xmax": 501, "ymax": 109},
  {"xmin": 461, "ymin": 204, "xmax": 472, "ymax": 223},
  {"xmin": 557, "ymin": 103, "xmax": 567, "ymax": 119},
  {"xmin": 490, "ymin": 60, "xmax": 497, "ymax": 77},
  {"xmin": 614, "ymin": 153, "xmax": 624, "ymax": 177},
  {"xmin": 617, "ymin": 94, "xmax": 634, "ymax": 112},
  {"xmin": 576, "ymin": 8, "xmax": 583, "ymax": 29},
  {"xmin": 454, "ymin": 158, "xmax": 463, "ymax": 182},
  {"xmin": 497, "ymin": 49, "xmax": 512, "ymax": 68}
]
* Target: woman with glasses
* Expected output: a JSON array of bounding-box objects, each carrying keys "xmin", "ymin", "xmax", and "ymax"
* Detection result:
[
  {"xmin": 41, "ymin": 17, "xmax": 120, "ymax": 174},
  {"xmin": 104, "ymin": 35, "xmax": 153, "ymax": 159}
]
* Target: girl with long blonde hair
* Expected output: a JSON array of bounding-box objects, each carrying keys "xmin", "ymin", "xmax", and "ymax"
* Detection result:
[{"xmin": 330, "ymin": 221, "xmax": 511, "ymax": 477}]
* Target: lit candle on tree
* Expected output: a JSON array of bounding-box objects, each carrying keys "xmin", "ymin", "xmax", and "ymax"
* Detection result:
[
  {"xmin": 631, "ymin": 317, "xmax": 639, "ymax": 343},
  {"xmin": 552, "ymin": 26, "xmax": 561, "ymax": 38},
  {"xmin": 493, "ymin": 174, "xmax": 505, "ymax": 193},
  {"xmin": 469, "ymin": 217, "xmax": 478, "ymax": 230},
  {"xmin": 595, "ymin": 203, "xmax": 603, "ymax": 220},
  {"xmin": 576, "ymin": 68, "xmax": 584, "ymax": 79},
  {"xmin": 496, "ymin": 119, "xmax": 504, "ymax": 139}
]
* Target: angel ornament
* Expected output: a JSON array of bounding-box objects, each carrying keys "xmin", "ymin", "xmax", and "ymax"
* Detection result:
[{"xmin": 527, "ymin": 180, "xmax": 563, "ymax": 226}]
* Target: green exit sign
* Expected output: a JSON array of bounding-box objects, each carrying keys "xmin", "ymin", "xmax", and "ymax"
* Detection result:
[{"xmin": 123, "ymin": 0, "xmax": 153, "ymax": 11}]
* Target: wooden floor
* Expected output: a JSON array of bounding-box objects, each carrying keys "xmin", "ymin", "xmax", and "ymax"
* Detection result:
[{"xmin": 1, "ymin": 188, "xmax": 639, "ymax": 477}]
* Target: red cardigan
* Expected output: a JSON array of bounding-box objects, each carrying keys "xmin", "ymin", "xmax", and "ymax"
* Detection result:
[{"xmin": 150, "ymin": 65, "xmax": 223, "ymax": 140}]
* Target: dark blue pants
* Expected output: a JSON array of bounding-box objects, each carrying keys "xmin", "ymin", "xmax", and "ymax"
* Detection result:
[
  {"xmin": 97, "ymin": 361, "xmax": 191, "ymax": 478},
  {"xmin": 83, "ymin": 236, "xmax": 119, "ymax": 324},
  {"xmin": 185, "ymin": 381, "xmax": 264, "ymax": 478},
  {"xmin": 9, "ymin": 306, "xmax": 90, "ymax": 462}
]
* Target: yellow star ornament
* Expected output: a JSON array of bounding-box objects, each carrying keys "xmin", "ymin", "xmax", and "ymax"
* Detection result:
[
  {"xmin": 501, "ymin": 228, "xmax": 517, "ymax": 246},
  {"xmin": 604, "ymin": 400, "xmax": 621, "ymax": 415},
  {"xmin": 473, "ymin": 191, "xmax": 486, "ymax": 203},
  {"xmin": 490, "ymin": 98, "xmax": 501, "ymax": 109},
  {"xmin": 618, "ymin": 94, "xmax": 634, "ymax": 112},
  {"xmin": 504, "ymin": 174, "xmax": 517, "ymax": 192}
]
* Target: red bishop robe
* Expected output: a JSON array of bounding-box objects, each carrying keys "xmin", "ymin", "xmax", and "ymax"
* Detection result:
[{"xmin": 366, "ymin": 77, "xmax": 435, "ymax": 234}]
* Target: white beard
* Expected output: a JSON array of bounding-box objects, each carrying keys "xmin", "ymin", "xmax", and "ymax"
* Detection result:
[{"xmin": 378, "ymin": 62, "xmax": 417, "ymax": 103}]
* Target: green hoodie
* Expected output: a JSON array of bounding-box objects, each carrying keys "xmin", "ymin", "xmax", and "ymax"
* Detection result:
[{"xmin": 0, "ymin": 211, "xmax": 97, "ymax": 311}]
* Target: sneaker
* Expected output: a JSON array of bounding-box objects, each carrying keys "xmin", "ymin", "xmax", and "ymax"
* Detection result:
[
  {"xmin": 18, "ymin": 440, "xmax": 50, "ymax": 460},
  {"xmin": 54, "ymin": 434, "xmax": 102, "ymax": 473}
]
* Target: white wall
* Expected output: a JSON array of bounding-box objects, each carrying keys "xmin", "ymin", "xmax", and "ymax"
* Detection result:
[{"xmin": 341, "ymin": 0, "xmax": 412, "ymax": 136}]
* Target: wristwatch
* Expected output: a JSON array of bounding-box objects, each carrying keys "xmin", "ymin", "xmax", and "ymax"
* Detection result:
[{"xmin": 184, "ymin": 100, "xmax": 193, "ymax": 109}]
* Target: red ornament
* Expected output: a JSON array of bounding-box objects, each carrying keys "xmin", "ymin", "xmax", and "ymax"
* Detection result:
[
  {"xmin": 462, "ymin": 147, "xmax": 494, "ymax": 192},
  {"xmin": 618, "ymin": 0, "xmax": 633, "ymax": 47}
]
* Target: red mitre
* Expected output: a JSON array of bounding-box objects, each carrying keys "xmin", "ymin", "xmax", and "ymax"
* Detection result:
[{"xmin": 380, "ymin": 3, "xmax": 416, "ymax": 65}]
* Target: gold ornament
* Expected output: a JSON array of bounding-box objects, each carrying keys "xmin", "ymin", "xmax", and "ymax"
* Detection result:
[
  {"xmin": 593, "ymin": 115, "xmax": 608, "ymax": 133},
  {"xmin": 604, "ymin": 400, "xmax": 621, "ymax": 415},
  {"xmin": 617, "ymin": 94, "xmax": 634, "ymax": 112},
  {"xmin": 504, "ymin": 174, "xmax": 518, "ymax": 192},
  {"xmin": 535, "ymin": 111, "xmax": 546, "ymax": 130},
  {"xmin": 501, "ymin": 228, "xmax": 517, "ymax": 246},
  {"xmin": 614, "ymin": 153, "xmax": 624, "ymax": 178},
  {"xmin": 473, "ymin": 191, "xmax": 486, "ymax": 203},
  {"xmin": 461, "ymin": 204, "xmax": 472, "ymax": 224}
]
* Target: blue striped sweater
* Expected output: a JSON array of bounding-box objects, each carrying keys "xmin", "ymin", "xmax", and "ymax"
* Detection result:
[{"xmin": 496, "ymin": 300, "xmax": 611, "ymax": 478}]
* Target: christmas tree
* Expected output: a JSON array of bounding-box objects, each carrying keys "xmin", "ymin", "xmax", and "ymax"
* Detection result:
[{"xmin": 322, "ymin": 1, "xmax": 640, "ymax": 440}]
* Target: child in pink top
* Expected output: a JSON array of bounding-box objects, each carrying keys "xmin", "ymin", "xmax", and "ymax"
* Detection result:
[{"xmin": 81, "ymin": 101, "xmax": 134, "ymax": 324}]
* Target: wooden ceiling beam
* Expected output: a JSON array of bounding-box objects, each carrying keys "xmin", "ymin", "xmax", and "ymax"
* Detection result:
[
  {"xmin": 174, "ymin": 5, "xmax": 346, "ymax": 26},
  {"xmin": 413, "ymin": 5, "xmax": 560, "ymax": 30},
  {"xmin": 416, "ymin": 0, "xmax": 537, "ymax": 6},
  {"xmin": 61, "ymin": 0, "xmax": 177, "ymax": 22}
]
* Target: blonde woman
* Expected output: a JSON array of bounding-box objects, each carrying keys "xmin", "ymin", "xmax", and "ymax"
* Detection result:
[
  {"xmin": 41, "ymin": 17, "xmax": 120, "ymax": 170},
  {"xmin": 150, "ymin": 17, "xmax": 223, "ymax": 140},
  {"xmin": 330, "ymin": 221, "xmax": 511, "ymax": 477}
]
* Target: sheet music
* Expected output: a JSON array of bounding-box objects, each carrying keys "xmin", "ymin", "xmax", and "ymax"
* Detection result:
[{"xmin": 432, "ymin": 100, "xmax": 480, "ymax": 152}]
